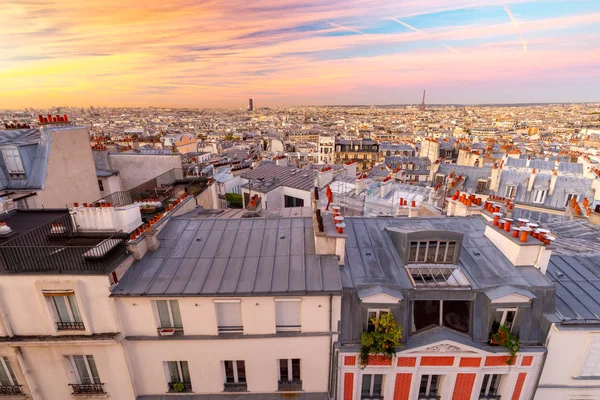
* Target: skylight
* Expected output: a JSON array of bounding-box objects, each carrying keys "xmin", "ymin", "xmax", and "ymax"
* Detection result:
[{"xmin": 406, "ymin": 266, "xmax": 470, "ymax": 288}]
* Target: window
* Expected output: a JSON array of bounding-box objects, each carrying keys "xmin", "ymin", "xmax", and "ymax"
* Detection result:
[
  {"xmin": 0, "ymin": 357, "xmax": 21, "ymax": 395},
  {"xmin": 415, "ymin": 165, "xmax": 420, "ymax": 171},
  {"xmin": 156, "ymin": 300, "xmax": 183, "ymax": 329},
  {"xmin": 408, "ymin": 241, "xmax": 458, "ymax": 264},
  {"xmin": 44, "ymin": 291, "xmax": 84, "ymax": 330},
  {"xmin": 580, "ymin": 337, "xmax": 600, "ymax": 377},
  {"xmin": 565, "ymin": 193, "xmax": 578, "ymax": 207},
  {"xmin": 65, "ymin": 355, "xmax": 104, "ymax": 395},
  {"xmin": 413, "ymin": 300, "xmax": 471, "ymax": 334},
  {"xmin": 223, "ymin": 360, "xmax": 247, "ymax": 391},
  {"xmin": 166, "ymin": 361, "xmax": 191, "ymax": 392},
  {"xmin": 367, "ymin": 309, "xmax": 390, "ymax": 332},
  {"xmin": 476, "ymin": 180, "xmax": 488, "ymax": 194},
  {"xmin": 361, "ymin": 374, "xmax": 384, "ymax": 400},
  {"xmin": 284, "ymin": 195, "xmax": 304, "ymax": 208},
  {"xmin": 97, "ymin": 179, "xmax": 104, "ymax": 192},
  {"xmin": 506, "ymin": 185, "xmax": 516, "ymax": 199},
  {"xmin": 215, "ymin": 301, "xmax": 243, "ymax": 333},
  {"xmin": 419, "ymin": 375, "xmax": 441, "ymax": 399},
  {"xmin": 278, "ymin": 359, "xmax": 302, "ymax": 391},
  {"xmin": 407, "ymin": 266, "xmax": 470, "ymax": 288},
  {"xmin": 435, "ymin": 175, "xmax": 445, "ymax": 185},
  {"xmin": 1, "ymin": 146, "xmax": 25, "ymax": 178},
  {"xmin": 533, "ymin": 189, "xmax": 547, "ymax": 204},
  {"xmin": 275, "ymin": 300, "xmax": 301, "ymax": 332},
  {"xmin": 491, "ymin": 308, "xmax": 517, "ymax": 336},
  {"xmin": 479, "ymin": 374, "xmax": 501, "ymax": 399}
]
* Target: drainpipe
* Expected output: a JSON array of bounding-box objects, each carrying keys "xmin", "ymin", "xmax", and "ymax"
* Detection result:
[
  {"xmin": 0, "ymin": 291, "xmax": 14, "ymax": 337},
  {"xmin": 328, "ymin": 294, "xmax": 334, "ymax": 399},
  {"xmin": 14, "ymin": 347, "xmax": 42, "ymax": 400}
]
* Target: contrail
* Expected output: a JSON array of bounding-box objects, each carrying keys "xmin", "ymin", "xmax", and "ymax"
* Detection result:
[
  {"xmin": 504, "ymin": 5, "xmax": 528, "ymax": 53},
  {"xmin": 327, "ymin": 22, "xmax": 364, "ymax": 35},
  {"xmin": 390, "ymin": 18, "xmax": 423, "ymax": 34},
  {"xmin": 391, "ymin": 17, "xmax": 459, "ymax": 53}
]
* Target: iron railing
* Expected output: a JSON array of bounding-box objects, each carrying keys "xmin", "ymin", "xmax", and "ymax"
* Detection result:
[
  {"xmin": 0, "ymin": 385, "xmax": 23, "ymax": 395},
  {"xmin": 56, "ymin": 321, "xmax": 85, "ymax": 330},
  {"xmin": 69, "ymin": 383, "xmax": 105, "ymax": 395},
  {"xmin": 278, "ymin": 380, "xmax": 303, "ymax": 392},
  {"xmin": 223, "ymin": 382, "xmax": 247, "ymax": 392},
  {"xmin": 0, "ymin": 215, "xmax": 130, "ymax": 273}
]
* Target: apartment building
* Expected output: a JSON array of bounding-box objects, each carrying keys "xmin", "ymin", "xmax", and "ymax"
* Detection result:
[
  {"xmin": 111, "ymin": 208, "xmax": 342, "ymax": 399},
  {"xmin": 335, "ymin": 140, "xmax": 381, "ymax": 171},
  {"xmin": 318, "ymin": 135, "xmax": 335, "ymax": 165},
  {"xmin": 336, "ymin": 215, "xmax": 555, "ymax": 400},
  {"xmin": 419, "ymin": 138, "xmax": 459, "ymax": 164}
]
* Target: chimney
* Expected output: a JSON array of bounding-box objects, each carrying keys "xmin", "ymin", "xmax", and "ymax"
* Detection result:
[
  {"xmin": 549, "ymin": 170, "xmax": 558, "ymax": 196},
  {"xmin": 275, "ymin": 156, "xmax": 288, "ymax": 167},
  {"xmin": 344, "ymin": 160, "xmax": 357, "ymax": 178},
  {"xmin": 527, "ymin": 168, "xmax": 536, "ymax": 192},
  {"xmin": 313, "ymin": 208, "xmax": 346, "ymax": 265},
  {"xmin": 489, "ymin": 163, "xmax": 501, "ymax": 192},
  {"xmin": 526, "ymin": 155, "xmax": 531, "ymax": 167},
  {"xmin": 355, "ymin": 174, "xmax": 367, "ymax": 196},
  {"xmin": 380, "ymin": 176, "xmax": 393, "ymax": 198}
]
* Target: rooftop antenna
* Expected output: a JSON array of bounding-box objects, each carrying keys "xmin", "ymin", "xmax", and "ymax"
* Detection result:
[{"xmin": 419, "ymin": 90, "xmax": 426, "ymax": 111}]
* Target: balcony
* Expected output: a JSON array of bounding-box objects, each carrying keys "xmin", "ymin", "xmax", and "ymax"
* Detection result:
[
  {"xmin": 223, "ymin": 382, "xmax": 247, "ymax": 392},
  {"xmin": 57, "ymin": 321, "xmax": 85, "ymax": 331},
  {"xmin": 69, "ymin": 383, "xmax": 105, "ymax": 396},
  {"xmin": 278, "ymin": 380, "xmax": 302, "ymax": 392},
  {"xmin": 0, "ymin": 385, "xmax": 23, "ymax": 396},
  {"xmin": 168, "ymin": 382, "xmax": 192, "ymax": 393},
  {"xmin": 418, "ymin": 394, "xmax": 441, "ymax": 400},
  {"xmin": 479, "ymin": 396, "xmax": 501, "ymax": 400}
]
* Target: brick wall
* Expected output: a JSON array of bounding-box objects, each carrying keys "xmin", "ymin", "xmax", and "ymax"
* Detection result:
[
  {"xmin": 485, "ymin": 355, "xmax": 516, "ymax": 366},
  {"xmin": 393, "ymin": 373, "xmax": 412, "ymax": 400},
  {"xmin": 452, "ymin": 373, "xmax": 476, "ymax": 400},
  {"xmin": 420, "ymin": 356, "xmax": 455, "ymax": 366},
  {"xmin": 367, "ymin": 354, "xmax": 393, "ymax": 366},
  {"xmin": 397, "ymin": 357, "xmax": 417, "ymax": 367},
  {"xmin": 511, "ymin": 373, "xmax": 527, "ymax": 400},
  {"xmin": 521, "ymin": 356, "xmax": 533, "ymax": 366},
  {"xmin": 344, "ymin": 373, "xmax": 354, "ymax": 400},
  {"xmin": 344, "ymin": 356, "xmax": 357, "ymax": 366},
  {"xmin": 459, "ymin": 357, "xmax": 482, "ymax": 367}
]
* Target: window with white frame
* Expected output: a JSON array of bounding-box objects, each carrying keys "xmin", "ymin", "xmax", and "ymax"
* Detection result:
[
  {"xmin": 0, "ymin": 357, "xmax": 19, "ymax": 391},
  {"xmin": 565, "ymin": 193, "xmax": 578, "ymax": 207},
  {"xmin": 275, "ymin": 299, "xmax": 301, "ymax": 332},
  {"xmin": 1, "ymin": 146, "xmax": 25, "ymax": 178},
  {"xmin": 367, "ymin": 309, "xmax": 390, "ymax": 332},
  {"xmin": 506, "ymin": 185, "xmax": 516, "ymax": 199},
  {"xmin": 580, "ymin": 337, "xmax": 600, "ymax": 377},
  {"xmin": 361, "ymin": 374, "xmax": 384, "ymax": 400},
  {"xmin": 215, "ymin": 300, "xmax": 243, "ymax": 333},
  {"xmin": 156, "ymin": 300, "xmax": 183, "ymax": 329},
  {"xmin": 408, "ymin": 241, "xmax": 458, "ymax": 264},
  {"xmin": 491, "ymin": 308, "xmax": 517, "ymax": 334},
  {"xmin": 44, "ymin": 291, "xmax": 84, "ymax": 330},
  {"xmin": 64, "ymin": 355, "xmax": 101, "ymax": 385},
  {"xmin": 165, "ymin": 361, "xmax": 191, "ymax": 391},
  {"xmin": 278, "ymin": 359, "xmax": 301, "ymax": 382},
  {"xmin": 479, "ymin": 374, "xmax": 501, "ymax": 398},
  {"xmin": 419, "ymin": 374, "xmax": 441, "ymax": 399},
  {"xmin": 223, "ymin": 360, "xmax": 246, "ymax": 389},
  {"xmin": 532, "ymin": 189, "xmax": 547, "ymax": 204},
  {"xmin": 476, "ymin": 179, "xmax": 488, "ymax": 194}
]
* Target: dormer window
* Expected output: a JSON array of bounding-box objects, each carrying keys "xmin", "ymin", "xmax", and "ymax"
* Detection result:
[
  {"xmin": 1, "ymin": 146, "xmax": 25, "ymax": 179},
  {"xmin": 533, "ymin": 189, "xmax": 547, "ymax": 204},
  {"xmin": 476, "ymin": 179, "xmax": 488, "ymax": 194},
  {"xmin": 408, "ymin": 241, "xmax": 457, "ymax": 264},
  {"xmin": 506, "ymin": 185, "xmax": 516, "ymax": 199}
]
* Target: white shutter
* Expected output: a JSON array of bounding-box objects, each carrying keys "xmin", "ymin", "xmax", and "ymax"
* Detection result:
[
  {"xmin": 581, "ymin": 337, "xmax": 600, "ymax": 376},
  {"xmin": 215, "ymin": 302, "xmax": 242, "ymax": 330},
  {"xmin": 2, "ymin": 147, "xmax": 24, "ymax": 174},
  {"xmin": 275, "ymin": 300, "xmax": 301, "ymax": 331}
]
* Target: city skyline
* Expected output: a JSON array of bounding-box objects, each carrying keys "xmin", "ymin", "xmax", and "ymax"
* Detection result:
[{"xmin": 1, "ymin": 0, "xmax": 599, "ymax": 108}]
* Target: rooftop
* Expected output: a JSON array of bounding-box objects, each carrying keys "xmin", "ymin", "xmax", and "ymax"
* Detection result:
[{"xmin": 241, "ymin": 164, "xmax": 316, "ymax": 192}]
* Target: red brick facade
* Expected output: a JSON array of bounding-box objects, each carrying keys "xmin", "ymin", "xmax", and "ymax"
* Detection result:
[
  {"xmin": 344, "ymin": 373, "xmax": 354, "ymax": 400},
  {"xmin": 367, "ymin": 354, "xmax": 393, "ymax": 366},
  {"xmin": 459, "ymin": 357, "xmax": 482, "ymax": 367},
  {"xmin": 420, "ymin": 356, "xmax": 455, "ymax": 366},
  {"xmin": 393, "ymin": 373, "xmax": 412, "ymax": 400},
  {"xmin": 344, "ymin": 356, "xmax": 357, "ymax": 366},
  {"xmin": 485, "ymin": 355, "xmax": 516, "ymax": 366},
  {"xmin": 521, "ymin": 356, "xmax": 533, "ymax": 366},
  {"xmin": 511, "ymin": 373, "xmax": 527, "ymax": 400},
  {"xmin": 397, "ymin": 357, "xmax": 417, "ymax": 367},
  {"xmin": 452, "ymin": 373, "xmax": 476, "ymax": 400}
]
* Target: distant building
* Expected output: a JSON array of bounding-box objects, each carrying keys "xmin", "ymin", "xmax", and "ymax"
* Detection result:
[
  {"xmin": 334, "ymin": 139, "xmax": 381, "ymax": 171},
  {"xmin": 318, "ymin": 135, "xmax": 335, "ymax": 165},
  {"xmin": 249, "ymin": 98, "xmax": 253, "ymax": 111}
]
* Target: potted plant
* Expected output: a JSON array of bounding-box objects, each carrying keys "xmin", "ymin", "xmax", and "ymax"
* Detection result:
[
  {"xmin": 172, "ymin": 382, "xmax": 186, "ymax": 392},
  {"xmin": 360, "ymin": 312, "xmax": 402, "ymax": 368},
  {"xmin": 490, "ymin": 325, "xmax": 520, "ymax": 365}
]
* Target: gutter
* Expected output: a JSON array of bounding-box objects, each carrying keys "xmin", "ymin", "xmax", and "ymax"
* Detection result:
[{"xmin": 328, "ymin": 294, "xmax": 333, "ymax": 399}]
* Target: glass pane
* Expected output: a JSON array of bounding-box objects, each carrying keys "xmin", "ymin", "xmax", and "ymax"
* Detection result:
[
  {"xmin": 73, "ymin": 356, "xmax": 91, "ymax": 384},
  {"xmin": 361, "ymin": 374, "xmax": 372, "ymax": 396},
  {"xmin": 67, "ymin": 295, "xmax": 82, "ymax": 323},
  {"xmin": 53, "ymin": 296, "xmax": 71, "ymax": 323},
  {"xmin": 279, "ymin": 359, "xmax": 288, "ymax": 381},
  {"xmin": 427, "ymin": 242, "xmax": 438, "ymax": 263},
  {"xmin": 413, "ymin": 301, "xmax": 440, "ymax": 332},
  {"xmin": 373, "ymin": 374, "xmax": 383, "ymax": 396},
  {"xmin": 291, "ymin": 359, "xmax": 300, "ymax": 381},
  {"xmin": 168, "ymin": 361, "xmax": 180, "ymax": 382},
  {"xmin": 157, "ymin": 301, "xmax": 172, "ymax": 328},
  {"xmin": 86, "ymin": 356, "xmax": 101, "ymax": 384},
  {"xmin": 442, "ymin": 301, "xmax": 471, "ymax": 334},
  {"xmin": 367, "ymin": 311, "xmax": 377, "ymax": 332},
  {"xmin": 430, "ymin": 375, "xmax": 440, "ymax": 392},
  {"xmin": 180, "ymin": 361, "xmax": 190, "ymax": 383},
  {"xmin": 0, "ymin": 359, "xmax": 12, "ymax": 386},
  {"xmin": 409, "ymin": 242, "xmax": 418, "ymax": 262},
  {"xmin": 505, "ymin": 311, "xmax": 516, "ymax": 329},
  {"xmin": 417, "ymin": 242, "xmax": 427, "ymax": 262},
  {"xmin": 445, "ymin": 242, "xmax": 456, "ymax": 263},
  {"xmin": 237, "ymin": 361, "xmax": 246, "ymax": 383},
  {"xmin": 436, "ymin": 242, "xmax": 447, "ymax": 262},
  {"xmin": 419, "ymin": 375, "xmax": 428, "ymax": 394},
  {"xmin": 490, "ymin": 374, "xmax": 501, "ymax": 393},
  {"xmin": 224, "ymin": 361, "xmax": 235, "ymax": 383},
  {"xmin": 4, "ymin": 358, "xmax": 16, "ymax": 383},
  {"xmin": 480, "ymin": 374, "xmax": 490, "ymax": 396},
  {"xmin": 170, "ymin": 300, "xmax": 183, "ymax": 328}
]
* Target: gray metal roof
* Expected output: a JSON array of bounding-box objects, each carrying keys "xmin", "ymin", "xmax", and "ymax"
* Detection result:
[
  {"xmin": 241, "ymin": 164, "xmax": 316, "ymax": 191},
  {"xmin": 341, "ymin": 216, "xmax": 553, "ymax": 291},
  {"xmin": 437, "ymin": 164, "xmax": 493, "ymax": 193},
  {"xmin": 547, "ymin": 255, "xmax": 600, "ymax": 323},
  {"xmin": 0, "ymin": 128, "xmax": 50, "ymax": 190},
  {"xmin": 112, "ymin": 214, "xmax": 342, "ymax": 297}
]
